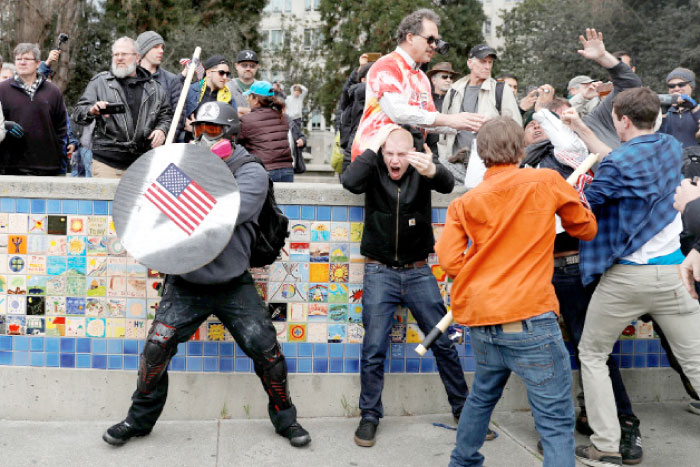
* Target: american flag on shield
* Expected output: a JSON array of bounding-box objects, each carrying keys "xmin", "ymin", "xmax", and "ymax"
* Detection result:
[{"xmin": 144, "ymin": 163, "xmax": 217, "ymax": 236}]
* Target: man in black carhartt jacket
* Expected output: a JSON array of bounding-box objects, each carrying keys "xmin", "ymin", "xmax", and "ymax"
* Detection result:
[
  {"xmin": 73, "ymin": 37, "xmax": 172, "ymax": 177},
  {"xmin": 342, "ymin": 124, "xmax": 479, "ymax": 448}
]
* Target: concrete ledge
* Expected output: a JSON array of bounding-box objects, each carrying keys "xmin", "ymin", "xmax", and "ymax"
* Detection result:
[
  {"xmin": 0, "ymin": 367, "xmax": 689, "ymax": 421},
  {"xmin": 0, "ymin": 175, "xmax": 467, "ymax": 208}
]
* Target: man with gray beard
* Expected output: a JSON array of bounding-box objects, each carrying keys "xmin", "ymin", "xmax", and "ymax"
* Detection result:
[{"xmin": 74, "ymin": 37, "xmax": 172, "ymax": 177}]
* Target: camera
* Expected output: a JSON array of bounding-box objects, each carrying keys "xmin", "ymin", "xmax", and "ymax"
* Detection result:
[
  {"xmin": 435, "ymin": 39, "xmax": 449, "ymax": 55},
  {"xmin": 56, "ymin": 33, "xmax": 69, "ymax": 51},
  {"xmin": 658, "ymin": 93, "xmax": 695, "ymax": 111}
]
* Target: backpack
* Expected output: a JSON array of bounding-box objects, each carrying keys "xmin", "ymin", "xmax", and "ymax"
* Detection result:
[{"xmin": 229, "ymin": 154, "xmax": 289, "ymax": 267}]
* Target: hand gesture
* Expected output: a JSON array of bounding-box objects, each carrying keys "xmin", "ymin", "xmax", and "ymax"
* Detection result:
[
  {"xmin": 407, "ymin": 144, "xmax": 436, "ymax": 178},
  {"xmin": 577, "ymin": 28, "xmax": 606, "ymax": 61},
  {"xmin": 452, "ymin": 112, "xmax": 486, "ymax": 132},
  {"xmin": 366, "ymin": 123, "xmax": 401, "ymax": 153},
  {"xmin": 520, "ymin": 88, "xmax": 538, "ymax": 112},
  {"xmin": 674, "ymin": 178, "xmax": 700, "ymax": 213},
  {"xmin": 534, "ymin": 84, "xmax": 554, "ymax": 111},
  {"xmin": 582, "ymin": 81, "xmax": 602, "ymax": 100}
]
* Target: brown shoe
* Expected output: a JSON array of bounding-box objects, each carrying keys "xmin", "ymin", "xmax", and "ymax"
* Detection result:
[{"xmin": 575, "ymin": 444, "xmax": 622, "ymax": 466}]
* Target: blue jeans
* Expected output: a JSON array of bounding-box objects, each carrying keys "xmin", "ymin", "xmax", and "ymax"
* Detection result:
[
  {"xmin": 360, "ymin": 263, "xmax": 468, "ymax": 421},
  {"xmin": 268, "ymin": 167, "xmax": 294, "ymax": 182},
  {"xmin": 449, "ymin": 312, "xmax": 574, "ymax": 467},
  {"xmin": 553, "ymin": 263, "xmax": 634, "ymax": 417}
]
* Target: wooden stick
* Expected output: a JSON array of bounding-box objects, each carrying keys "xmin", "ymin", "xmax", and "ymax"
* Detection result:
[
  {"xmin": 414, "ymin": 153, "xmax": 598, "ymax": 356},
  {"xmin": 165, "ymin": 47, "xmax": 201, "ymax": 145}
]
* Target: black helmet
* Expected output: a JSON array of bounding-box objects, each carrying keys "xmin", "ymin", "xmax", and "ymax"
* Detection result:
[{"xmin": 192, "ymin": 101, "xmax": 240, "ymax": 142}]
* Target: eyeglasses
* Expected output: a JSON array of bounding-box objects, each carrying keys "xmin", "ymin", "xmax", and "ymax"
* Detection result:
[
  {"xmin": 438, "ymin": 74, "xmax": 453, "ymax": 80},
  {"xmin": 668, "ymin": 81, "xmax": 690, "ymax": 89},
  {"xmin": 193, "ymin": 122, "xmax": 225, "ymax": 139},
  {"xmin": 417, "ymin": 34, "xmax": 440, "ymax": 45},
  {"xmin": 237, "ymin": 62, "xmax": 257, "ymax": 69},
  {"xmin": 415, "ymin": 34, "xmax": 450, "ymax": 54},
  {"xmin": 112, "ymin": 53, "xmax": 136, "ymax": 59},
  {"xmin": 213, "ymin": 70, "xmax": 231, "ymax": 77}
]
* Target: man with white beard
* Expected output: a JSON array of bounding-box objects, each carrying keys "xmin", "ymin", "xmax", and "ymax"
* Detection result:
[{"xmin": 74, "ymin": 37, "xmax": 172, "ymax": 177}]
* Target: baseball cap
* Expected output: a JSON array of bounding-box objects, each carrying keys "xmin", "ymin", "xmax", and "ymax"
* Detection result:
[
  {"xmin": 243, "ymin": 80, "xmax": 274, "ymax": 97},
  {"xmin": 236, "ymin": 50, "xmax": 259, "ymax": 63},
  {"xmin": 204, "ymin": 55, "xmax": 229, "ymax": 71},
  {"xmin": 468, "ymin": 44, "xmax": 497, "ymax": 60},
  {"xmin": 567, "ymin": 75, "xmax": 595, "ymax": 90}
]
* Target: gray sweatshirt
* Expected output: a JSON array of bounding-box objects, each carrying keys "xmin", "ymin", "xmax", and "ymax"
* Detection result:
[{"xmin": 180, "ymin": 144, "xmax": 268, "ymax": 284}]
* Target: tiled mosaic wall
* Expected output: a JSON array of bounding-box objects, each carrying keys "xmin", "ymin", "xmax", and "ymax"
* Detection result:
[{"xmin": 0, "ymin": 197, "xmax": 673, "ymax": 374}]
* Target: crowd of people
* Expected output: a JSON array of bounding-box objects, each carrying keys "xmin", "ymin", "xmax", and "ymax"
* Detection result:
[{"xmin": 2, "ymin": 7, "xmax": 700, "ymax": 467}]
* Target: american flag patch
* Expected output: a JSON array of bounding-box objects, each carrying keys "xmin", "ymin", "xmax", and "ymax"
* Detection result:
[{"xmin": 144, "ymin": 163, "xmax": 216, "ymax": 236}]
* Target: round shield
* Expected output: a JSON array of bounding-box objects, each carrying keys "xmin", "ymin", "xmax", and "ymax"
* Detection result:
[{"xmin": 113, "ymin": 143, "xmax": 240, "ymax": 274}]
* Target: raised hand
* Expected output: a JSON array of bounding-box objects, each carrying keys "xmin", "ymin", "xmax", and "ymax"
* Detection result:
[{"xmin": 577, "ymin": 28, "xmax": 606, "ymax": 61}]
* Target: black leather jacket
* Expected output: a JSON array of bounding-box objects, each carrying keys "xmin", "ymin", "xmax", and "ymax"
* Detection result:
[
  {"xmin": 342, "ymin": 148, "xmax": 454, "ymax": 266},
  {"xmin": 73, "ymin": 66, "xmax": 172, "ymax": 167}
]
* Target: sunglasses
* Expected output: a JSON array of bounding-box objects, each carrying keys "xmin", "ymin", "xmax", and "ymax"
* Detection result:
[
  {"xmin": 416, "ymin": 34, "xmax": 450, "ymax": 55},
  {"xmin": 668, "ymin": 81, "xmax": 690, "ymax": 89},
  {"xmin": 213, "ymin": 70, "xmax": 231, "ymax": 77},
  {"xmin": 438, "ymin": 74, "xmax": 453, "ymax": 80},
  {"xmin": 193, "ymin": 122, "xmax": 224, "ymax": 139}
]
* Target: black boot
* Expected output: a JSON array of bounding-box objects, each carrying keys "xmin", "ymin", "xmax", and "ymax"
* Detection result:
[
  {"xmin": 102, "ymin": 420, "xmax": 151, "ymax": 446},
  {"xmin": 269, "ymin": 404, "xmax": 311, "ymax": 447},
  {"xmin": 619, "ymin": 414, "xmax": 642, "ymax": 465}
]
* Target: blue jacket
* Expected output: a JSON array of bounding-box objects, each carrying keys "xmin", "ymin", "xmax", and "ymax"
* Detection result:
[
  {"xmin": 580, "ymin": 133, "xmax": 682, "ymax": 285},
  {"xmin": 659, "ymin": 106, "xmax": 700, "ymax": 148}
]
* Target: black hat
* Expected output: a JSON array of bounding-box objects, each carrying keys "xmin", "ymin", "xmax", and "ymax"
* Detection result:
[
  {"xmin": 468, "ymin": 44, "xmax": 498, "ymax": 60},
  {"xmin": 236, "ymin": 50, "xmax": 259, "ymax": 63},
  {"xmin": 204, "ymin": 55, "xmax": 229, "ymax": 71}
]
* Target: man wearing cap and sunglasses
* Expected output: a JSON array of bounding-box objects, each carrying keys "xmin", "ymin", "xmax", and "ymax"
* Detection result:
[
  {"xmin": 659, "ymin": 67, "xmax": 700, "ymax": 148},
  {"xmin": 438, "ymin": 43, "xmax": 522, "ymax": 162},
  {"xmin": 229, "ymin": 49, "xmax": 260, "ymax": 116},
  {"xmin": 427, "ymin": 62, "xmax": 459, "ymax": 112}
]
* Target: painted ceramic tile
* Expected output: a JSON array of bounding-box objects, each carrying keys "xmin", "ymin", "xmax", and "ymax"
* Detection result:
[
  {"xmin": 289, "ymin": 222, "xmax": 310, "ymax": 242},
  {"xmin": 46, "ymin": 277, "xmax": 67, "ymax": 296},
  {"xmin": 88, "ymin": 216, "xmax": 108, "ymax": 236},
  {"xmin": 391, "ymin": 323, "xmax": 406, "ymax": 343},
  {"xmin": 46, "ymin": 316, "xmax": 66, "ymax": 336},
  {"xmin": 87, "ymin": 257, "xmax": 108, "ymax": 276},
  {"xmin": 269, "ymin": 262, "xmax": 309, "ymax": 283},
  {"xmin": 288, "ymin": 323, "xmax": 306, "ymax": 342},
  {"xmin": 107, "ymin": 276, "xmax": 127, "ymax": 297},
  {"xmin": 329, "ymin": 264, "xmax": 349, "ymax": 283},
  {"xmin": 7, "ymin": 295, "xmax": 26, "ymax": 315},
  {"xmin": 26, "ymin": 316, "xmax": 45, "ymax": 336},
  {"xmin": 328, "ymin": 304, "xmax": 348, "ymax": 322},
  {"xmin": 7, "ymin": 315, "xmax": 27, "ymax": 335},
  {"xmin": 27, "ymin": 235, "xmax": 47, "ymax": 254},
  {"xmin": 328, "ymin": 324, "xmax": 347, "ymax": 343},
  {"xmin": 0, "ymin": 213, "xmax": 8, "ymax": 232},
  {"xmin": 431, "ymin": 264, "xmax": 447, "ymax": 282},
  {"xmin": 428, "ymin": 252, "xmax": 439, "ymax": 264},
  {"xmin": 87, "ymin": 236, "xmax": 108, "ymax": 256},
  {"xmin": 9, "ymin": 214, "xmax": 28, "ymax": 234},
  {"xmin": 349, "ymin": 244, "xmax": 364, "ymax": 263},
  {"xmin": 106, "ymin": 318, "xmax": 126, "ymax": 338},
  {"xmin": 330, "ymin": 244, "xmax": 349, "ymax": 263},
  {"xmin": 307, "ymin": 303, "xmax": 328, "ymax": 322},
  {"xmin": 0, "ymin": 254, "xmax": 6, "ymax": 274},
  {"xmin": 348, "ymin": 284, "xmax": 363, "ymax": 304},
  {"xmin": 0, "ymin": 313, "xmax": 4, "ymax": 333},
  {"xmin": 127, "ymin": 260, "xmax": 147, "ymax": 277},
  {"xmin": 310, "ymin": 222, "xmax": 331, "ymax": 242},
  {"xmin": 66, "ymin": 236, "xmax": 87, "ymax": 256},
  {"xmin": 28, "ymin": 215, "xmax": 47, "ymax": 234},
  {"xmin": 86, "ymin": 317, "xmax": 106, "ymax": 337},
  {"xmin": 66, "ymin": 297, "xmax": 86, "ymax": 315},
  {"xmin": 66, "ymin": 256, "xmax": 86, "ymax": 276},
  {"xmin": 147, "ymin": 269, "xmax": 162, "ymax": 278},
  {"xmin": 289, "ymin": 242, "xmax": 310, "ymax": 262},
  {"xmin": 328, "ymin": 283, "xmax": 348, "ymax": 303},
  {"xmin": 348, "ymin": 304, "xmax": 363, "ymax": 323},
  {"xmin": 47, "ymin": 215, "xmax": 67, "ymax": 235},
  {"xmin": 66, "ymin": 317, "xmax": 86, "ymax": 337},
  {"xmin": 268, "ymin": 302, "xmax": 287, "ymax": 321},
  {"xmin": 146, "ymin": 279, "xmax": 162, "ymax": 298},
  {"xmin": 45, "ymin": 296, "xmax": 66, "ymax": 315},
  {"xmin": 406, "ymin": 310, "xmax": 417, "ymax": 324},
  {"xmin": 330, "ymin": 222, "xmax": 350, "ymax": 241},
  {"xmin": 26, "ymin": 275, "xmax": 47, "ymax": 295},
  {"xmin": 47, "ymin": 256, "xmax": 67, "ymax": 276},
  {"xmin": 65, "ymin": 276, "xmax": 86, "ymax": 296},
  {"xmin": 8, "ymin": 255, "xmax": 26, "ymax": 274},
  {"xmin": 106, "ymin": 237, "xmax": 126, "ymax": 256},
  {"xmin": 307, "ymin": 323, "xmax": 327, "ymax": 343},
  {"xmin": 255, "ymin": 281, "xmax": 267, "ymax": 301},
  {"xmin": 126, "ymin": 278, "xmax": 146, "ymax": 297},
  {"xmin": 637, "ymin": 320, "xmax": 654, "ymax": 339},
  {"xmin": 273, "ymin": 322, "xmax": 288, "ymax": 343},
  {"xmin": 67, "ymin": 216, "xmax": 87, "ymax": 235},
  {"xmin": 27, "ymin": 255, "xmax": 47, "ymax": 274},
  {"xmin": 147, "ymin": 299, "xmax": 159, "ymax": 319},
  {"xmin": 288, "ymin": 303, "xmax": 307, "ymax": 322},
  {"xmin": 107, "ymin": 257, "xmax": 127, "ymax": 275},
  {"xmin": 0, "ymin": 234, "xmax": 7, "ymax": 251},
  {"xmin": 268, "ymin": 282, "xmax": 307, "ymax": 302},
  {"xmin": 85, "ymin": 298, "xmax": 107, "ymax": 317},
  {"xmin": 107, "ymin": 298, "xmax": 126, "ymax": 317},
  {"xmin": 309, "ymin": 243, "xmax": 329, "ymax": 263},
  {"xmin": 309, "ymin": 263, "xmax": 329, "ymax": 283},
  {"xmin": 127, "ymin": 299, "xmax": 147, "ymax": 319},
  {"xmin": 207, "ymin": 322, "xmax": 226, "ymax": 341},
  {"xmin": 432, "ymin": 224, "xmax": 444, "ymax": 242},
  {"xmin": 406, "ymin": 323, "xmax": 425, "ymax": 344},
  {"xmin": 8, "ymin": 235, "xmax": 27, "ymax": 254},
  {"xmin": 47, "ymin": 236, "xmax": 67, "ymax": 256},
  {"xmin": 86, "ymin": 277, "xmax": 107, "ymax": 297},
  {"xmin": 0, "ymin": 274, "xmax": 6, "ymax": 293},
  {"xmin": 108, "ymin": 217, "xmax": 116, "ymax": 236},
  {"xmin": 7, "ymin": 275, "xmax": 26, "ymax": 295},
  {"xmin": 393, "ymin": 306, "xmax": 408, "ymax": 325},
  {"xmin": 308, "ymin": 283, "xmax": 328, "ymax": 303},
  {"xmin": 350, "ymin": 222, "xmax": 364, "ymax": 243},
  {"xmin": 125, "ymin": 319, "xmax": 146, "ymax": 339}
]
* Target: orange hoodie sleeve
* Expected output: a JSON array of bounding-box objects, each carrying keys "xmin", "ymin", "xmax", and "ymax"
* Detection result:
[
  {"xmin": 435, "ymin": 198, "xmax": 471, "ymax": 279},
  {"xmin": 553, "ymin": 175, "xmax": 598, "ymax": 241}
]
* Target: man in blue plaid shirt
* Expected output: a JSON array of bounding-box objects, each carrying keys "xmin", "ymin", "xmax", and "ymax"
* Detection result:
[{"xmin": 574, "ymin": 87, "xmax": 700, "ymax": 467}]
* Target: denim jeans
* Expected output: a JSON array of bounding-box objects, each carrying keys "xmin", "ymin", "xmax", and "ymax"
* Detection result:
[
  {"xmin": 268, "ymin": 167, "xmax": 294, "ymax": 182},
  {"xmin": 449, "ymin": 312, "xmax": 575, "ymax": 467},
  {"xmin": 553, "ymin": 263, "xmax": 634, "ymax": 417},
  {"xmin": 360, "ymin": 263, "xmax": 468, "ymax": 421}
]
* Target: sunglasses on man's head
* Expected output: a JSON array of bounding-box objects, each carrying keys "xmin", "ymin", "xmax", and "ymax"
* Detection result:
[{"xmin": 669, "ymin": 81, "xmax": 690, "ymax": 89}]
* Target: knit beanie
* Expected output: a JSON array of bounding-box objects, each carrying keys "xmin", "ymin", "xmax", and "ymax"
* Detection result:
[
  {"xmin": 666, "ymin": 67, "xmax": 696, "ymax": 88},
  {"xmin": 136, "ymin": 31, "xmax": 164, "ymax": 57}
]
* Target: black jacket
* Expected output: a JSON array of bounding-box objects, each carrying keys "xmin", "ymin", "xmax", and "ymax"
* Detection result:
[{"xmin": 342, "ymin": 148, "xmax": 454, "ymax": 266}]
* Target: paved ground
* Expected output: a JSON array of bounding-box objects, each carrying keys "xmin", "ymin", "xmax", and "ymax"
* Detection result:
[{"xmin": 0, "ymin": 402, "xmax": 697, "ymax": 466}]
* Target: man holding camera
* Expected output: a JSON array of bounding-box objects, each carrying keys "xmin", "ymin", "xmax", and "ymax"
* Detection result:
[
  {"xmin": 658, "ymin": 67, "xmax": 700, "ymax": 148},
  {"xmin": 0, "ymin": 43, "xmax": 67, "ymax": 175},
  {"xmin": 73, "ymin": 37, "xmax": 172, "ymax": 178},
  {"xmin": 349, "ymin": 9, "xmax": 487, "ymax": 161},
  {"xmin": 437, "ymin": 44, "xmax": 522, "ymax": 160}
]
